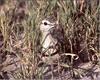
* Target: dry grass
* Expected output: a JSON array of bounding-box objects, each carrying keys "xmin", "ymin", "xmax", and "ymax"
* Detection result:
[{"xmin": 0, "ymin": 0, "xmax": 100, "ymax": 80}]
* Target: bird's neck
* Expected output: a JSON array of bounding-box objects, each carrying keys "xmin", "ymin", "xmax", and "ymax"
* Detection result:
[
  {"xmin": 42, "ymin": 31, "xmax": 50, "ymax": 39},
  {"xmin": 41, "ymin": 31, "xmax": 52, "ymax": 49}
]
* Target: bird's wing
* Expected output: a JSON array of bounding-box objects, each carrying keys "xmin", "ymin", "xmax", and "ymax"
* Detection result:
[
  {"xmin": 49, "ymin": 24, "xmax": 71, "ymax": 53},
  {"xmin": 49, "ymin": 24, "xmax": 66, "ymax": 45}
]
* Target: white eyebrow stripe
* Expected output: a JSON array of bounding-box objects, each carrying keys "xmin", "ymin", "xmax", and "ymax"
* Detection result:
[
  {"xmin": 42, "ymin": 20, "xmax": 55, "ymax": 26},
  {"xmin": 42, "ymin": 20, "xmax": 51, "ymax": 24}
]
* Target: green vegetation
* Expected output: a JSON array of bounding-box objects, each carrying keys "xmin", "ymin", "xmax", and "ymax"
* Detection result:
[{"xmin": 0, "ymin": 0, "xmax": 99, "ymax": 80}]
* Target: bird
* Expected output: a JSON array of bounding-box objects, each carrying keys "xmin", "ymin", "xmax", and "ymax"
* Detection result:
[{"xmin": 40, "ymin": 16, "xmax": 71, "ymax": 57}]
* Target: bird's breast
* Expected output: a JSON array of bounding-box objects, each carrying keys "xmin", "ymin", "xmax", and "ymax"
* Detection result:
[{"xmin": 42, "ymin": 34, "xmax": 57, "ymax": 49}]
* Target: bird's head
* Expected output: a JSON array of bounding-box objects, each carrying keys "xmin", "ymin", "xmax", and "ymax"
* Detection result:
[{"xmin": 40, "ymin": 19, "xmax": 56, "ymax": 32}]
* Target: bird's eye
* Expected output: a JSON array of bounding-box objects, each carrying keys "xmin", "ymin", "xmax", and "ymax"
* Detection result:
[{"xmin": 44, "ymin": 22, "xmax": 48, "ymax": 25}]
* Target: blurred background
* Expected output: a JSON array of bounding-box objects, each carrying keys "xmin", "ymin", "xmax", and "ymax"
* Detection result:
[{"xmin": 0, "ymin": 0, "xmax": 99, "ymax": 80}]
